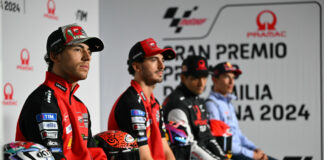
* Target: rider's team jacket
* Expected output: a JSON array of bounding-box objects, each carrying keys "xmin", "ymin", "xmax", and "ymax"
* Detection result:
[
  {"xmin": 163, "ymin": 84, "xmax": 225, "ymax": 160},
  {"xmin": 16, "ymin": 72, "xmax": 106, "ymax": 160},
  {"xmin": 108, "ymin": 80, "xmax": 166, "ymax": 160}
]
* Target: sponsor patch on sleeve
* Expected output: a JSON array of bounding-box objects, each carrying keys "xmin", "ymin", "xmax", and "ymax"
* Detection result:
[
  {"xmin": 49, "ymin": 147, "xmax": 62, "ymax": 153},
  {"xmin": 130, "ymin": 109, "xmax": 145, "ymax": 116},
  {"xmin": 131, "ymin": 116, "xmax": 146, "ymax": 123},
  {"xmin": 41, "ymin": 131, "xmax": 58, "ymax": 139},
  {"xmin": 66, "ymin": 124, "xmax": 72, "ymax": 134},
  {"xmin": 138, "ymin": 131, "xmax": 146, "ymax": 136},
  {"xmin": 132, "ymin": 124, "xmax": 146, "ymax": 130},
  {"xmin": 36, "ymin": 113, "xmax": 57, "ymax": 122},
  {"xmin": 137, "ymin": 137, "xmax": 148, "ymax": 142},
  {"xmin": 47, "ymin": 140, "xmax": 59, "ymax": 146},
  {"xmin": 38, "ymin": 122, "xmax": 58, "ymax": 131}
]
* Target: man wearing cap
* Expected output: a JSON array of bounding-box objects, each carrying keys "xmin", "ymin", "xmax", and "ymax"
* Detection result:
[
  {"xmin": 108, "ymin": 38, "xmax": 176, "ymax": 160},
  {"xmin": 16, "ymin": 23, "xmax": 107, "ymax": 160},
  {"xmin": 163, "ymin": 55, "xmax": 226, "ymax": 160},
  {"xmin": 206, "ymin": 62, "xmax": 276, "ymax": 160}
]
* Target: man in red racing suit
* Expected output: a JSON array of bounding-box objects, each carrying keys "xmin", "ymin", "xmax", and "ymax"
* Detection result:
[
  {"xmin": 108, "ymin": 38, "xmax": 176, "ymax": 160},
  {"xmin": 16, "ymin": 23, "xmax": 106, "ymax": 160}
]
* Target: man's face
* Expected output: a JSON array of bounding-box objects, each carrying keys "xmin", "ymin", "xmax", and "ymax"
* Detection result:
[
  {"xmin": 53, "ymin": 43, "xmax": 92, "ymax": 83},
  {"xmin": 213, "ymin": 72, "xmax": 235, "ymax": 96},
  {"xmin": 182, "ymin": 75, "xmax": 208, "ymax": 95},
  {"xmin": 139, "ymin": 54, "xmax": 165, "ymax": 85}
]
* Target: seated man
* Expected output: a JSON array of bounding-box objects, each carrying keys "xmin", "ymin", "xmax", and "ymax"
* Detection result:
[
  {"xmin": 108, "ymin": 38, "xmax": 176, "ymax": 160},
  {"xmin": 206, "ymin": 62, "xmax": 276, "ymax": 160},
  {"xmin": 163, "ymin": 55, "xmax": 226, "ymax": 160},
  {"xmin": 15, "ymin": 23, "xmax": 106, "ymax": 160}
]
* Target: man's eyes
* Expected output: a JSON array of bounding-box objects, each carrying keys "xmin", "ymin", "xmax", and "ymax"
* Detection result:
[{"xmin": 73, "ymin": 48, "xmax": 82, "ymax": 52}]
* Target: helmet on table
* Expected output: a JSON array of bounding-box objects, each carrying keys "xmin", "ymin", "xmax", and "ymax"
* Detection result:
[
  {"xmin": 3, "ymin": 141, "xmax": 54, "ymax": 160},
  {"xmin": 94, "ymin": 130, "xmax": 139, "ymax": 160}
]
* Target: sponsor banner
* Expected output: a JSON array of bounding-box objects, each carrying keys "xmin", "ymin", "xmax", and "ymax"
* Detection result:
[{"xmin": 100, "ymin": 1, "xmax": 323, "ymax": 159}]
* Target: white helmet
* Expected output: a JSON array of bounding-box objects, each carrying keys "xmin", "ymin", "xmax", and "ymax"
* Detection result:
[{"xmin": 3, "ymin": 141, "xmax": 54, "ymax": 160}]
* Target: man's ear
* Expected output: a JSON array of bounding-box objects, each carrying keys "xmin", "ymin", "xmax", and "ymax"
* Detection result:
[
  {"xmin": 49, "ymin": 52, "xmax": 59, "ymax": 63},
  {"xmin": 132, "ymin": 62, "xmax": 141, "ymax": 73},
  {"xmin": 180, "ymin": 74, "xmax": 185, "ymax": 82},
  {"xmin": 212, "ymin": 76, "xmax": 217, "ymax": 83}
]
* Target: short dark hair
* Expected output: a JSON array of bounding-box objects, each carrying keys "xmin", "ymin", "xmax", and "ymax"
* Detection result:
[
  {"xmin": 44, "ymin": 45, "xmax": 66, "ymax": 71},
  {"xmin": 127, "ymin": 57, "xmax": 144, "ymax": 76}
]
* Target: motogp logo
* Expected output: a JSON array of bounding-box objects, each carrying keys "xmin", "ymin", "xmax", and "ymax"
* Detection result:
[{"xmin": 163, "ymin": 6, "xmax": 207, "ymax": 33}]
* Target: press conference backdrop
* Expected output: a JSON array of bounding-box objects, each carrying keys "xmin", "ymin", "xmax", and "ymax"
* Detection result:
[
  {"xmin": 99, "ymin": 0, "xmax": 324, "ymax": 159},
  {"xmin": 1, "ymin": 0, "xmax": 102, "ymax": 146},
  {"xmin": 0, "ymin": 6, "xmax": 3, "ymax": 158}
]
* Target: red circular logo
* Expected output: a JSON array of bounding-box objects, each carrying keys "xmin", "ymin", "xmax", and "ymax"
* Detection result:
[
  {"xmin": 20, "ymin": 48, "xmax": 30, "ymax": 65},
  {"xmin": 196, "ymin": 60, "xmax": 207, "ymax": 71},
  {"xmin": 256, "ymin": 10, "xmax": 277, "ymax": 31},
  {"xmin": 47, "ymin": 0, "xmax": 56, "ymax": 15},
  {"xmin": 3, "ymin": 83, "xmax": 14, "ymax": 100}
]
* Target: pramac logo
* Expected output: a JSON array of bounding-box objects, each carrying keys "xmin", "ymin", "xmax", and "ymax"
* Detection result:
[
  {"xmin": 17, "ymin": 48, "xmax": 33, "ymax": 71},
  {"xmin": 196, "ymin": 60, "xmax": 207, "ymax": 71},
  {"xmin": 247, "ymin": 10, "xmax": 286, "ymax": 38},
  {"xmin": 2, "ymin": 82, "xmax": 17, "ymax": 106},
  {"xmin": 44, "ymin": 0, "xmax": 58, "ymax": 20}
]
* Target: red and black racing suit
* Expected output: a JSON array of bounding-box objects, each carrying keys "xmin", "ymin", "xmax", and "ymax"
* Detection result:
[
  {"xmin": 16, "ymin": 72, "xmax": 106, "ymax": 160},
  {"xmin": 108, "ymin": 80, "xmax": 166, "ymax": 160},
  {"xmin": 163, "ymin": 84, "xmax": 226, "ymax": 160}
]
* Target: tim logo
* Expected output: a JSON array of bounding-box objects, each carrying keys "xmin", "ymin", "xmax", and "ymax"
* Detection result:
[
  {"xmin": 163, "ymin": 6, "xmax": 207, "ymax": 33},
  {"xmin": 2, "ymin": 82, "xmax": 17, "ymax": 106},
  {"xmin": 17, "ymin": 48, "xmax": 33, "ymax": 71},
  {"xmin": 247, "ymin": 10, "xmax": 286, "ymax": 38},
  {"xmin": 76, "ymin": 9, "xmax": 87, "ymax": 21},
  {"xmin": 44, "ymin": 0, "xmax": 58, "ymax": 20}
]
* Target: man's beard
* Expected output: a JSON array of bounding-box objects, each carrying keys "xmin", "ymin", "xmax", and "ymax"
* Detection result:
[{"xmin": 142, "ymin": 70, "xmax": 163, "ymax": 86}]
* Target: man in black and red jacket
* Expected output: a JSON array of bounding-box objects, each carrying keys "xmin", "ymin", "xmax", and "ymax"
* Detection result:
[
  {"xmin": 108, "ymin": 38, "xmax": 176, "ymax": 160},
  {"xmin": 163, "ymin": 55, "xmax": 226, "ymax": 160},
  {"xmin": 16, "ymin": 23, "xmax": 107, "ymax": 160}
]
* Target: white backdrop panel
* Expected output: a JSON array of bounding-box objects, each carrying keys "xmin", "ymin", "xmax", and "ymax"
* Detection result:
[{"xmin": 100, "ymin": 0, "xmax": 324, "ymax": 159}]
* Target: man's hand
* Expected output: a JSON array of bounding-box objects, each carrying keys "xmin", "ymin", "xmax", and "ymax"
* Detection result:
[
  {"xmin": 139, "ymin": 145, "xmax": 153, "ymax": 160},
  {"xmin": 253, "ymin": 149, "xmax": 268, "ymax": 160}
]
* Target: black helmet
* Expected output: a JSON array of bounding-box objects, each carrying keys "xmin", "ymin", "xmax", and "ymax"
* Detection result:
[{"xmin": 94, "ymin": 130, "xmax": 139, "ymax": 160}]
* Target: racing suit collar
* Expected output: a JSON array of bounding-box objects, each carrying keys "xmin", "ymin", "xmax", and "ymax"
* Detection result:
[
  {"xmin": 210, "ymin": 91, "xmax": 236, "ymax": 102},
  {"xmin": 44, "ymin": 71, "xmax": 80, "ymax": 97},
  {"xmin": 179, "ymin": 83, "xmax": 199, "ymax": 98},
  {"xmin": 130, "ymin": 80, "xmax": 156, "ymax": 103}
]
